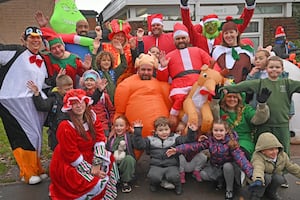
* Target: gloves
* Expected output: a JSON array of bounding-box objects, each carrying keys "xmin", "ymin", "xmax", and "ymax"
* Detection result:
[
  {"xmin": 257, "ymin": 88, "xmax": 272, "ymax": 103},
  {"xmin": 213, "ymin": 84, "xmax": 223, "ymax": 99},
  {"xmin": 245, "ymin": 0, "xmax": 256, "ymax": 6},
  {"xmin": 249, "ymin": 180, "xmax": 263, "ymax": 188},
  {"xmin": 180, "ymin": 0, "xmax": 188, "ymax": 6}
]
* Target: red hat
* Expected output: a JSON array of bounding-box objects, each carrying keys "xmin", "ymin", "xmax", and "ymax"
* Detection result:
[
  {"xmin": 62, "ymin": 89, "xmax": 93, "ymax": 112},
  {"xmin": 241, "ymin": 38, "xmax": 254, "ymax": 48},
  {"xmin": 108, "ymin": 19, "xmax": 131, "ymax": 41},
  {"xmin": 275, "ymin": 26, "xmax": 286, "ymax": 38},
  {"xmin": 202, "ymin": 14, "xmax": 219, "ymax": 24},
  {"xmin": 40, "ymin": 27, "xmax": 64, "ymax": 47},
  {"xmin": 173, "ymin": 23, "xmax": 189, "ymax": 38},
  {"xmin": 147, "ymin": 14, "xmax": 163, "ymax": 32}
]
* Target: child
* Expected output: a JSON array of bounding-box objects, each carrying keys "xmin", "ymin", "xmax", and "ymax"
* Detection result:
[
  {"xmin": 133, "ymin": 116, "xmax": 197, "ymax": 195},
  {"xmin": 249, "ymin": 132, "xmax": 300, "ymax": 200},
  {"xmin": 223, "ymin": 55, "xmax": 300, "ymax": 156},
  {"xmin": 166, "ymin": 120, "xmax": 253, "ymax": 200},
  {"xmin": 27, "ymin": 74, "xmax": 73, "ymax": 150},
  {"xmin": 246, "ymin": 49, "xmax": 294, "ymax": 118},
  {"xmin": 106, "ymin": 115, "xmax": 136, "ymax": 193},
  {"xmin": 80, "ymin": 69, "xmax": 115, "ymax": 137},
  {"xmin": 94, "ymin": 49, "xmax": 127, "ymax": 104}
]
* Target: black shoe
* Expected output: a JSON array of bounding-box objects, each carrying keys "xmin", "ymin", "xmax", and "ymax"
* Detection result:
[
  {"xmin": 150, "ymin": 184, "xmax": 158, "ymax": 192},
  {"xmin": 215, "ymin": 182, "xmax": 224, "ymax": 191},
  {"xmin": 266, "ymin": 192, "xmax": 283, "ymax": 200},
  {"xmin": 225, "ymin": 190, "xmax": 233, "ymax": 200},
  {"xmin": 121, "ymin": 182, "xmax": 132, "ymax": 193},
  {"xmin": 175, "ymin": 185, "xmax": 183, "ymax": 195}
]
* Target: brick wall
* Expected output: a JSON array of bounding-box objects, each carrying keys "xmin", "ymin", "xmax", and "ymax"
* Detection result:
[
  {"xmin": 264, "ymin": 17, "xmax": 300, "ymax": 47},
  {"xmin": 0, "ymin": 0, "xmax": 54, "ymax": 44}
]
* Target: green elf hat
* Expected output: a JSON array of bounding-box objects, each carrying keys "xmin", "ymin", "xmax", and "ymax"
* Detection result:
[{"xmin": 40, "ymin": 27, "xmax": 64, "ymax": 48}]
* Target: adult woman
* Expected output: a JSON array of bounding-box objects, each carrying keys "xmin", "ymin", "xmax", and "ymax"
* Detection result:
[
  {"xmin": 212, "ymin": 16, "xmax": 254, "ymax": 83},
  {"xmin": 49, "ymin": 89, "xmax": 118, "ymax": 199},
  {"xmin": 215, "ymin": 90, "xmax": 270, "ymax": 158}
]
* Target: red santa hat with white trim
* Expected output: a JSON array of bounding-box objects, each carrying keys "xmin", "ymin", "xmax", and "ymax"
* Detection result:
[
  {"xmin": 147, "ymin": 14, "xmax": 163, "ymax": 34},
  {"xmin": 202, "ymin": 14, "xmax": 219, "ymax": 24},
  {"xmin": 275, "ymin": 26, "xmax": 286, "ymax": 38},
  {"xmin": 173, "ymin": 23, "xmax": 189, "ymax": 38}
]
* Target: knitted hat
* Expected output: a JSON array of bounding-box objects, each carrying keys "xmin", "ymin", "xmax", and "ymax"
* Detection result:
[
  {"xmin": 62, "ymin": 89, "xmax": 93, "ymax": 112},
  {"xmin": 135, "ymin": 53, "xmax": 159, "ymax": 69},
  {"xmin": 108, "ymin": 19, "xmax": 131, "ymax": 41},
  {"xmin": 275, "ymin": 26, "xmax": 286, "ymax": 38},
  {"xmin": 202, "ymin": 14, "xmax": 219, "ymax": 24},
  {"xmin": 24, "ymin": 26, "xmax": 43, "ymax": 40},
  {"xmin": 82, "ymin": 69, "xmax": 100, "ymax": 81},
  {"xmin": 40, "ymin": 27, "xmax": 64, "ymax": 47},
  {"xmin": 221, "ymin": 16, "xmax": 243, "ymax": 32},
  {"xmin": 173, "ymin": 23, "xmax": 189, "ymax": 38}
]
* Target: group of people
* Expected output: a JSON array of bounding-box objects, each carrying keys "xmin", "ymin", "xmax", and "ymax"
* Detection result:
[{"xmin": 1, "ymin": 0, "xmax": 300, "ymax": 199}]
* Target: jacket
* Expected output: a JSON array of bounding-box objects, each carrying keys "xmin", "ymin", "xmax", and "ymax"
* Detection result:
[{"xmin": 251, "ymin": 132, "xmax": 300, "ymax": 183}]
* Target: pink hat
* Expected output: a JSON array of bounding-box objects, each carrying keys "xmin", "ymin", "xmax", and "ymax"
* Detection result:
[
  {"xmin": 173, "ymin": 23, "xmax": 189, "ymax": 38},
  {"xmin": 275, "ymin": 26, "xmax": 286, "ymax": 38},
  {"xmin": 108, "ymin": 19, "xmax": 132, "ymax": 41},
  {"xmin": 202, "ymin": 14, "xmax": 219, "ymax": 24},
  {"xmin": 62, "ymin": 89, "xmax": 93, "ymax": 112}
]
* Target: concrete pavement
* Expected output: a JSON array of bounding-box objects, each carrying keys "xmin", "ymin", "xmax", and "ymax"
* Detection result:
[{"xmin": 1, "ymin": 145, "xmax": 300, "ymax": 200}]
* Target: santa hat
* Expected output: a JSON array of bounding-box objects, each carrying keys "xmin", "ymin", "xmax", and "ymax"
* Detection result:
[
  {"xmin": 62, "ymin": 89, "xmax": 93, "ymax": 112},
  {"xmin": 221, "ymin": 16, "xmax": 243, "ymax": 32},
  {"xmin": 173, "ymin": 23, "xmax": 189, "ymax": 38},
  {"xmin": 275, "ymin": 26, "xmax": 286, "ymax": 38},
  {"xmin": 40, "ymin": 27, "xmax": 64, "ymax": 47},
  {"xmin": 108, "ymin": 19, "xmax": 131, "ymax": 41},
  {"xmin": 202, "ymin": 14, "xmax": 219, "ymax": 24},
  {"xmin": 147, "ymin": 14, "xmax": 163, "ymax": 34},
  {"xmin": 135, "ymin": 53, "xmax": 159, "ymax": 69}
]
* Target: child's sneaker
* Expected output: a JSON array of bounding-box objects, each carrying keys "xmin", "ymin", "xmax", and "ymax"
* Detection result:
[
  {"xmin": 192, "ymin": 170, "xmax": 202, "ymax": 182},
  {"xmin": 180, "ymin": 172, "xmax": 186, "ymax": 184},
  {"xmin": 160, "ymin": 180, "xmax": 175, "ymax": 189},
  {"xmin": 121, "ymin": 182, "xmax": 132, "ymax": 193}
]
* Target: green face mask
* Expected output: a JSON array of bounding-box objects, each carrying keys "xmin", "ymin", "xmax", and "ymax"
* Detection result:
[{"xmin": 203, "ymin": 21, "xmax": 221, "ymax": 39}]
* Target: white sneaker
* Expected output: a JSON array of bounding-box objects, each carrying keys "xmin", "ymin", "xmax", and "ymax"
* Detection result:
[
  {"xmin": 160, "ymin": 180, "xmax": 175, "ymax": 189},
  {"xmin": 28, "ymin": 176, "xmax": 42, "ymax": 185},
  {"xmin": 40, "ymin": 173, "xmax": 48, "ymax": 180},
  {"xmin": 21, "ymin": 177, "xmax": 25, "ymax": 182}
]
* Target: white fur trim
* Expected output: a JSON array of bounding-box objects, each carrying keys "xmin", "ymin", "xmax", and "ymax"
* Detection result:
[
  {"xmin": 170, "ymin": 86, "xmax": 192, "ymax": 97},
  {"xmin": 71, "ymin": 154, "xmax": 83, "ymax": 167},
  {"xmin": 173, "ymin": 30, "xmax": 189, "ymax": 38},
  {"xmin": 203, "ymin": 18, "xmax": 219, "ymax": 24},
  {"xmin": 245, "ymin": 2, "xmax": 256, "ymax": 10},
  {"xmin": 151, "ymin": 18, "xmax": 163, "ymax": 25},
  {"xmin": 170, "ymin": 108, "xmax": 179, "ymax": 116},
  {"xmin": 180, "ymin": 48, "xmax": 193, "ymax": 70}
]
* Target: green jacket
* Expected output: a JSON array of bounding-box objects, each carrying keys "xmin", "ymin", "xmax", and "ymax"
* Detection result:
[{"xmin": 251, "ymin": 132, "xmax": 300, "ymax": 183}]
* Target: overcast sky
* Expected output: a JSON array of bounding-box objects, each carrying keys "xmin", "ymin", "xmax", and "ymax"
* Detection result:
[{"xmin": 75, "ymin": 0, "xmax": 110, "ymax": 13}]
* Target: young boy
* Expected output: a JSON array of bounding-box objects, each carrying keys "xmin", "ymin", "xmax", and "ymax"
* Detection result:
[
  {"xmin": 132, "ymin": 116, "xmax": 197, "ymax": 195},
  {"xmin": 27, "ymin": 75, "xmax": 73, "ymax": 150},
  {"xmin": 223, "ymin": 56, "xmax": 300, "ymax": 156},
  {"xmin": 249, "ymin": 132, "xmax": 300, "ymax": 200}
]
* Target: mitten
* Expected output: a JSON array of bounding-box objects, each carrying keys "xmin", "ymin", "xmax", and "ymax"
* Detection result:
[
  {"xmin": 249, "ymin": 180, "xmax": 263, "ymax": 189},
  {"xmin": 257, "ymin": 88, "xmax": 272, "ymax": 103},
  {"xmin": 245, "ymin": 0, "xmax": 256, "ymax": 6},
  {"xmin": 180, "ymin": 0, "xmax": 189, "ymax": 6},
  {"xmin": 213, "ymin": 84, "xmax": 223, "ymax": 99}
]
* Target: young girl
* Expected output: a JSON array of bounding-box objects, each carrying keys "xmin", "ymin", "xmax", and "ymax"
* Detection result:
[
  {"xmin": 106, "ymin": 115, "xmax": 136, "ymax": 193},
  {"xmin": 166, "ymin": 120, "xmax": 253, "ymax": 200},
  {"xmin": 80, "ymin": 70, "xmax": 115, "ymax": 137}
]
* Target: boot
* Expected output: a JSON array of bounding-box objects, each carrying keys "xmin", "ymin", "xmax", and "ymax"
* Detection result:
[
  {"xmin": 225, "ymin": 190, "xmax": 233, "ymax": 200},
  {"xmin": 175, "ymin": 184, "xmax": 183, "ymax": 195},
  {"xmin": 192, "ymin": 170, "xmax": 202, "ymax": 182},
  {"xmin": 180, "ymin": 172, "xmax": 186, "ymax": 184}
]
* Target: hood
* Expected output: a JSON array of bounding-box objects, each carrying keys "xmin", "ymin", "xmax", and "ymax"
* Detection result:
[{"xmin": 254, "ymin": 132, "xmax": 283, "ymax": 152}]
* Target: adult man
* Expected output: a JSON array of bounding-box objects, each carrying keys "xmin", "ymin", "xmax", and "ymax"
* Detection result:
[
  {"xmin": 114, "ymin": 53, "xmax": 171, "ymax": 159},
  {"xmin": 142, "ymin": 14, "xmax": 176, "ymax": 54},
  {"xmin": 180, "ymin": 0, "xmax": 256, "ymax": 54},
  {"xmin": 0, "ymin": 27, "xmax": 48, "ymax": 184},
  {"xmin": 157, "ymin": 23, "xmax": 215, "ymax": 127}
]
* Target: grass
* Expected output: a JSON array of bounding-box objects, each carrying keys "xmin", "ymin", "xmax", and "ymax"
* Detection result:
[{"xmin": 0, "ymin": 118, "xmax": 52, "ymax": 183}]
